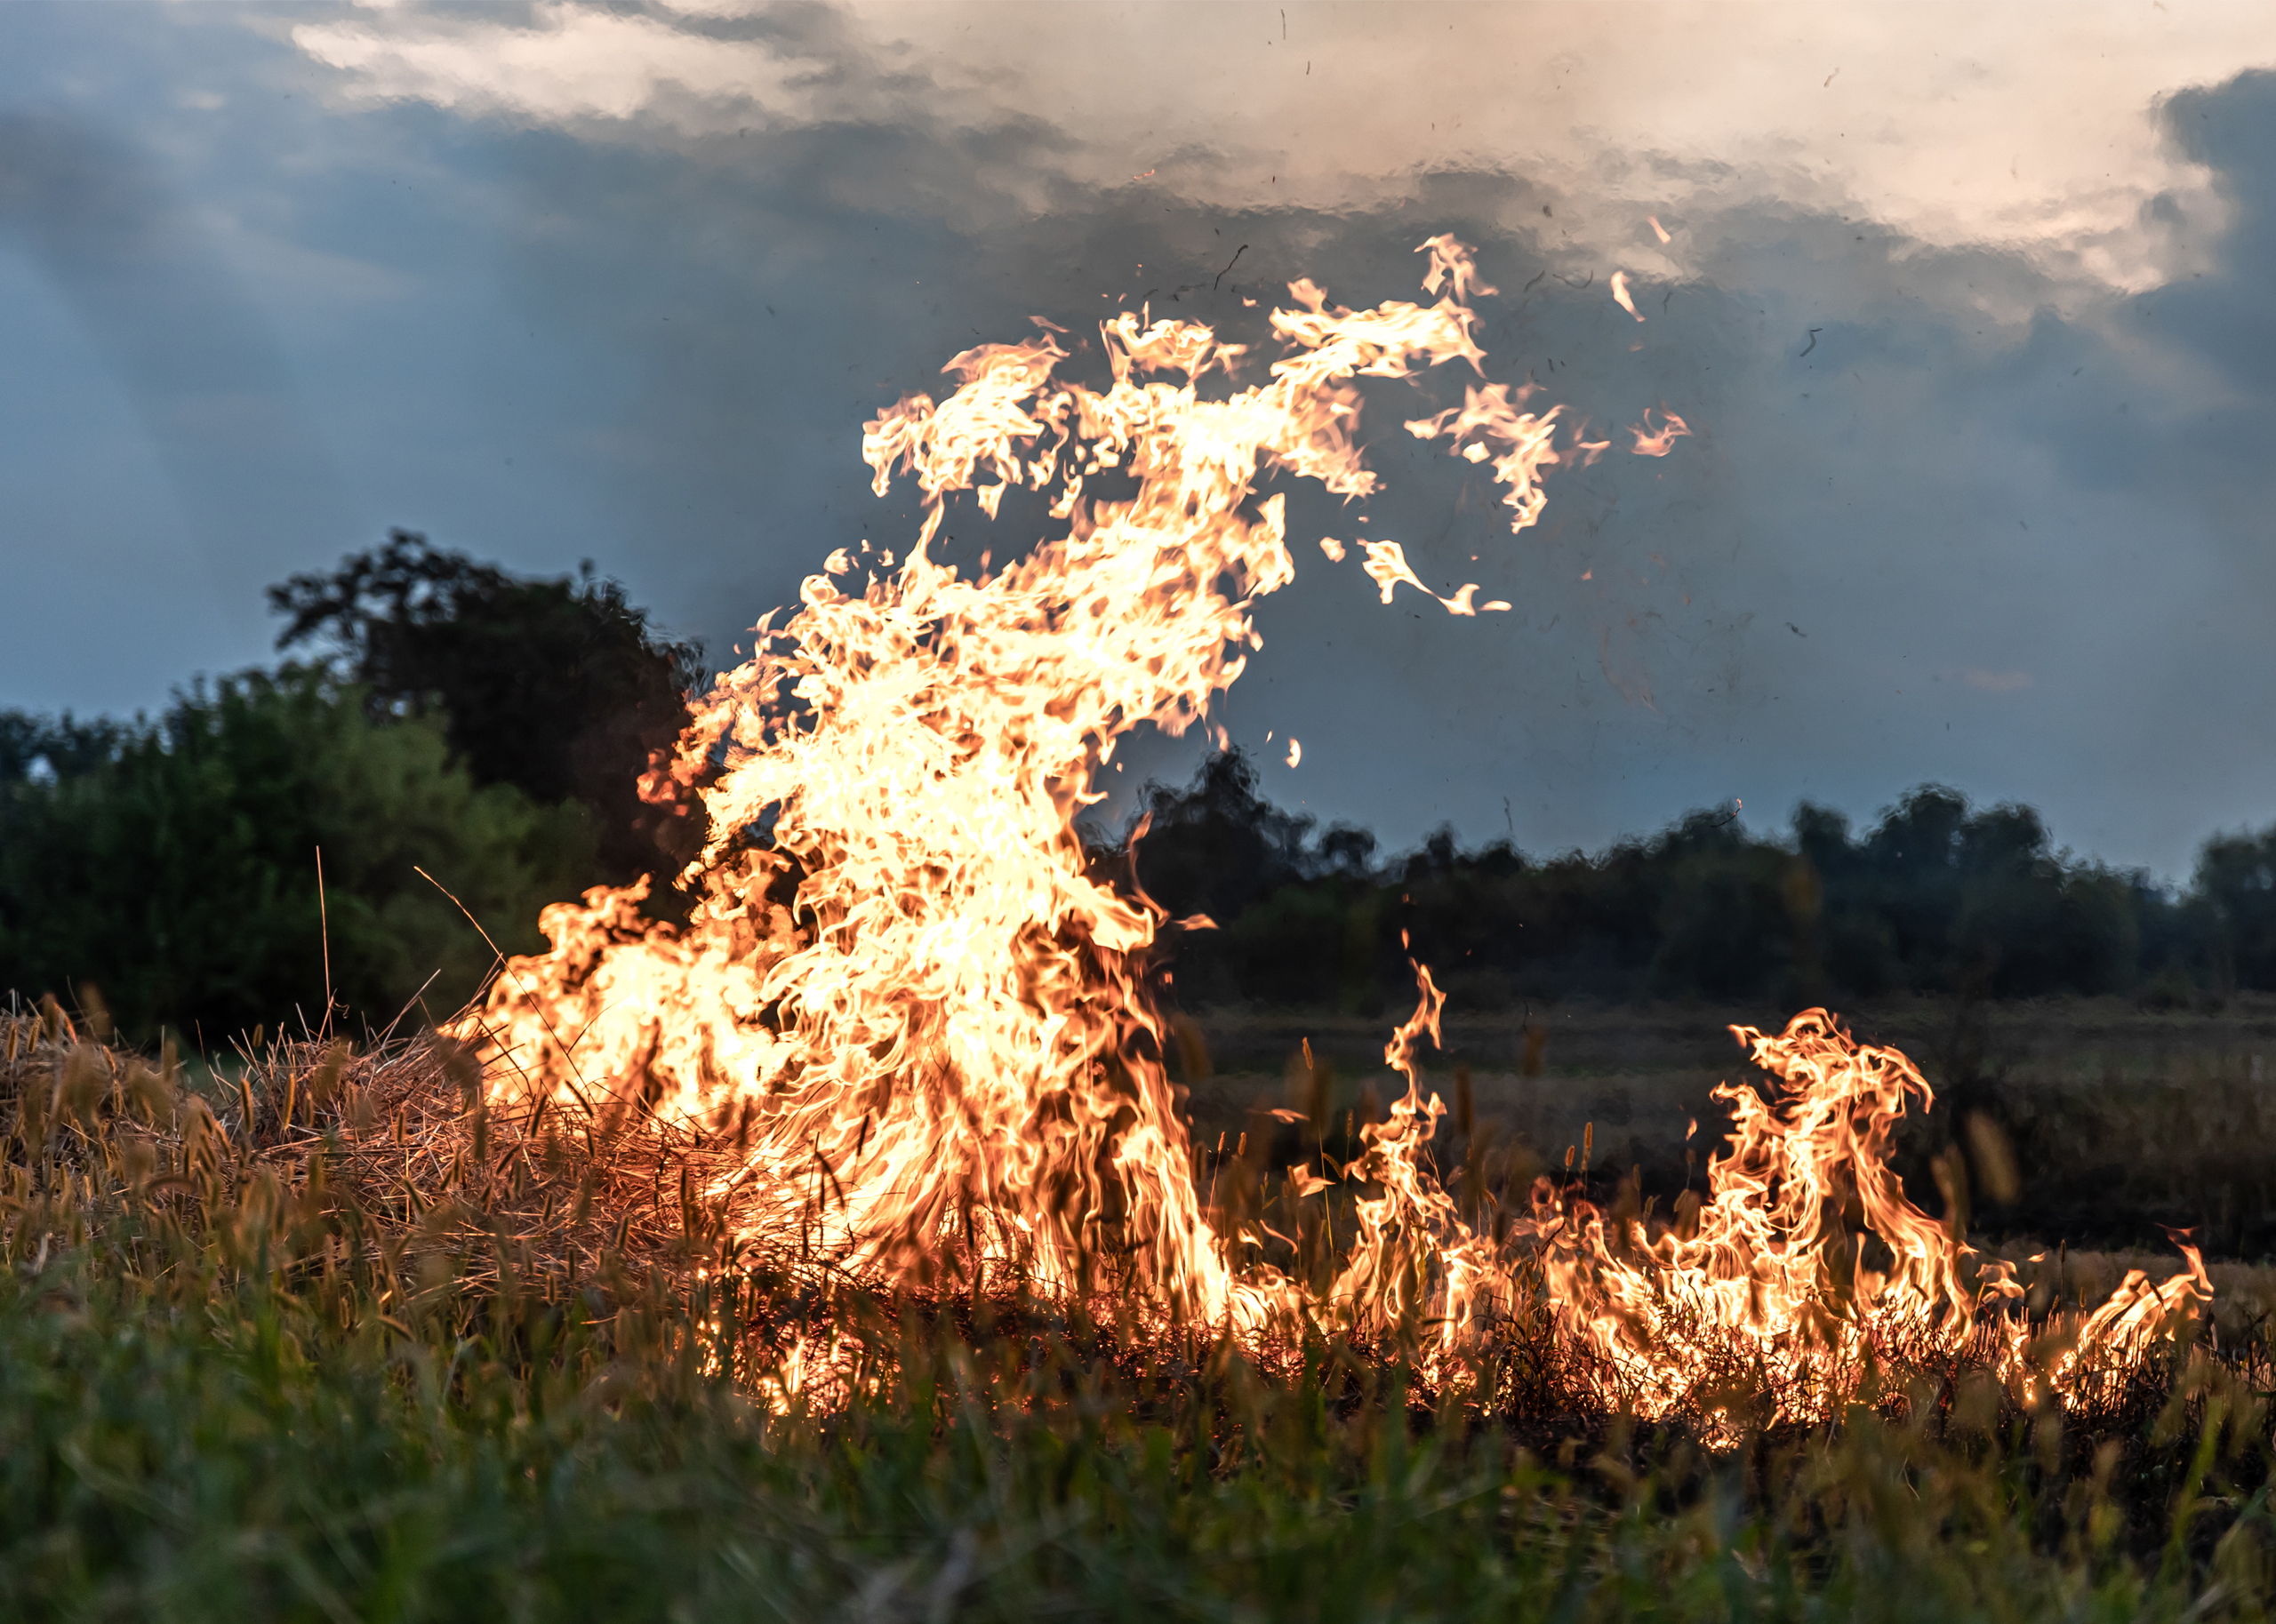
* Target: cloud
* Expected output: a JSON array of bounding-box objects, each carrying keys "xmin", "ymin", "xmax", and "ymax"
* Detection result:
[
  {"xmin": 291, "ymin": 0, "xmax": 2276, "ymax": 291},
  {"xmin": 2122, "ymin": 71, "xmax": 2276, "ymax": 412},
  {"xmin": 0, "ymin": 109, "xmax": 349, "ymax": 572},
  {"xmin": 9, "ymin": 1, "xmax": 2276, "ymax": 877},
  {"xmin": 293, "ymin": 3, "xmax": 832, "ymax": 127}
]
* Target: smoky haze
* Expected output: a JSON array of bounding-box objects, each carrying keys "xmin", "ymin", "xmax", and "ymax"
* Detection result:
[{"xmin": 3, "ymin": 3, "xmax": 2275, "ymax": 877}]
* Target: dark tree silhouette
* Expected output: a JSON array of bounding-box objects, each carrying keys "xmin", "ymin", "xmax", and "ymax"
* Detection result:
[
  {"xmin": 0, "ymin": 713, "xmax": 134, "ymax": 782},
  {"xmin": 268, "ymin": 531, "xmax": 707, "ymax": 884},
  {"xmin": 1121, "ymin": 754, "xmax": 2176, "ymax": 1012},
  {"xmin": 2195, "ymin": 828, "xmax": 2276, "ymax": 992},
  {"xmin": 1129, "ymin": 749, "xmax": 1314, "ymax": 927}
]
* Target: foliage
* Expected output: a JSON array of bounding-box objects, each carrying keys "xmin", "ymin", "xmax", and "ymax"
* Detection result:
[
  {"xmin": 1131, "ymin": 748, "xmax": 1329, "ymax": 925},
  {"xmin": 0, "ymin": 667, "xmax": 594, "ymax": 1045},
  {"xmin": 0, "ymin": 714, "xmax": 135, "ymax": 783},
  {"xmin": 2194, "ymin": 827, "xmax": 2276, "ymax": 995},
  {"xmin": 268, "ymin": 530, "xmax": 707, "ymax": 884},
  {"xmin": 1132, "ymin": 756, "xmax": 2216, "ymax": 1012}
]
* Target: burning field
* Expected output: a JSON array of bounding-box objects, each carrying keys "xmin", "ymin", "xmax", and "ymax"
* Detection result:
[
  {"xmin": 3, "ymin": 237, "xmax": 2272, "ymax": 1617},
  {"xmin": 453, "ymin": 236, "xmax": 2208, "ymax": 1428}
]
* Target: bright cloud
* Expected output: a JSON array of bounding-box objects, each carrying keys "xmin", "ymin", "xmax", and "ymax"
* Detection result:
[
  {"xmin": 292, "ymin": 0, "xmax": 2274, "ymax": 294},
  {"xmin": 293, "ymin": 2, "xmax": 823, "ymax": 127}
]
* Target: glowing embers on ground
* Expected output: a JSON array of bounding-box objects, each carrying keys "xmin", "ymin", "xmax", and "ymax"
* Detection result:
[{"xmin": 452, "ymin": 236, "xmax": 2208, "ymax": 1420}]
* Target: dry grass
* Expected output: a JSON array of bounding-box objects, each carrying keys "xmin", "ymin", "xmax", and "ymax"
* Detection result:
[
  {"xmin": 2, "ymin": 992, "xmax": 2263, "ymax": 1435},
  {"xmin": 2, "ymin": 996, "xmax": 2274, "ymax": 1617},
  {"xmin": 0, "ymin": 995, "xmax": 722, "ymax": 1324}
]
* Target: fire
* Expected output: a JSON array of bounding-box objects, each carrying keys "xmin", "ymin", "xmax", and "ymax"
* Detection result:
[
  {"xmin": 1505, "ymin": 1012, "xmax": 2209, "ymax": 1420},
  {"xmin": 1629, "ymin": 408, "xmax": 1692, "ymax": 456},
  {"xmin": 454, "ymin": 236, "xmax": 2207, "ymax": 1421}
]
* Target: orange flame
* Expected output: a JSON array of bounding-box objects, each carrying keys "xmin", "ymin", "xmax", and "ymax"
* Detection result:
[
  {"xmin": 461, "ymin": 237, "xmax": 1527, "ymax": 1333},
  {"xmin": 454, "ymin": 235, "xmax": 2202, "ymax": 1419},
  {"xmin": 1405, "ymin": 380, "xmax": 1564, "ymax": 532},
  {"xmin": 1630, "ymin": 408, "xmax": 1692, "ymax": 456}
]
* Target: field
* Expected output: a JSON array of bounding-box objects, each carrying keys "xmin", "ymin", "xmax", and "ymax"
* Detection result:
[
  {"xmin": 1190, "ymin": 995, "xmax": 2276, "ymax": 1265},
  {"xmin": 1, "ymin": 996, "xmax": 2272, "ymax": 1620}
]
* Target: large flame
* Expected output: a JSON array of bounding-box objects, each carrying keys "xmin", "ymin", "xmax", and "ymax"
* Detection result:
[{"xmin": 456, "ymin": 237, "xmax": 2207, "ymax": 1419}]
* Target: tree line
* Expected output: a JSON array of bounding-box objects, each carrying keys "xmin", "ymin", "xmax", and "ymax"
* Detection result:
[
  {"xmin": 0, "ymin": 533, "xmax": 700, "ymax": 1047},
  {"xmin": 1126, "ymin": 751, "xmax": 2276, "ymax": 1015},
  {"xmin": 12, "ymin": 536, "xmax": 2276, "ymax": 1049}
]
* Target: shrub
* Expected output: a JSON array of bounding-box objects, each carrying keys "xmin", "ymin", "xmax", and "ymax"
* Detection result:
[
  {"xmin": 0, "ymin": 667, "xmax": 594, "ymax": 1044},
  {"xmin": 268, "ymin": 530, "xmax": 706, "ymax": 884}
]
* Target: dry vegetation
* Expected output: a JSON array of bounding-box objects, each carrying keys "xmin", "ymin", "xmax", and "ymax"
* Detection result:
[
  {"xmin": 3, "ymin": 994, "xmax": 2275, "ymax": 1620},
  {"xmin": 1184, "ymin": 995, "xmax": 2276, "ymax": 1266}
]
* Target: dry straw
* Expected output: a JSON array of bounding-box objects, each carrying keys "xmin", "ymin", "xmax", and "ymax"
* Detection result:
[
  {"xmin": 0, "ymin": 993, "xmax": 729, "ymax": 1329},
  {"xmin": 2, "ymin": 988, "xmax": 2263, "ymax": 1443}
]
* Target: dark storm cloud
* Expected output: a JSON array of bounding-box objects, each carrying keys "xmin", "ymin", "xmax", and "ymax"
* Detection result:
[{"xmin": 2135, "ymin": 71, "xmax": 2276, "ymax": 397}]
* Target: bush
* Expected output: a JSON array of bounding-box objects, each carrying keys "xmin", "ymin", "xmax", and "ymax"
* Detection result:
[
  {"xmin": 268, "ymin": 531, "xmax": 706, "ymax": 884},
  {"xmin": 0, "ymin": 667, "xmax": 595, "ymax": 1045}
]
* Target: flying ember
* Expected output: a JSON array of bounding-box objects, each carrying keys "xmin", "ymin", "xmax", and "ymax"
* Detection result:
[{"xmin": 453, "ymin": 236, "xmax": 2207, "ymax": 1422}]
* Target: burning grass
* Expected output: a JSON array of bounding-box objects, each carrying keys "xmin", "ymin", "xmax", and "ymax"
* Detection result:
[
  {"xmin": 3, "ymin": 998, "xmax": 2274, "ymax": 1618},
  {"xmin": 440, "ymin": 239, "xmax": 2216, "ymax": 1437}
]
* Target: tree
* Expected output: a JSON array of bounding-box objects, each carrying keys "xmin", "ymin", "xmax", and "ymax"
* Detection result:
[
  {"xmin": 0, "ymin": 713, "xmax": 134, "ymax": 781},
  {"xmin": 268, "ymin": 531, "xmax": 707, "ymax": 884},
  {"xmin": 1646, "ymin": 811, "xmax": 1806, "ymax": 1002},
  {"xmin": 0, "ymin": 668, "xmax": 595, "ymax": 1046},
  {"xmin": 1128, "ymin": 750, "xmax": 1315, "ymax": 926},
  {"xmin": 1118, "ymin": 751, "xmax": 1320, "ymax": 1004},
  {"xmin": 2194, "ymin": 828, "xmax": 2276, "ymax": 991}
]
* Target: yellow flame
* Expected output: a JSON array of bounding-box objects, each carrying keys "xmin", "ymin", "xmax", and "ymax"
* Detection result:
[
  {"xmin": 455, "ymin": 233, "xmax": 2202, "ymax": 1420},
  {"xmin": 1630, "ymin": 408, "xmax": 1692, "ymax": 456}
]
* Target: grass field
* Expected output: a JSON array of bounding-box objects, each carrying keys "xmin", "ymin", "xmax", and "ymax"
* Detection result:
[
  {"xmin": 1184, "ymin": 995, "xmax": 2276, "ymax": 1256},
  {"xmin": 3, "ymin": 997, "xmax": 2273, "ymax": 1620}
]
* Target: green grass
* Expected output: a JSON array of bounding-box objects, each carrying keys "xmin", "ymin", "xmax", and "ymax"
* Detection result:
[
  {"xmin": 5, "ymin": 1246, "xmax": 2273, "ymax": 1623},
  {"xmin": 3, "ymin": 1007, "xmax": 2273, "ymax": 1620}
]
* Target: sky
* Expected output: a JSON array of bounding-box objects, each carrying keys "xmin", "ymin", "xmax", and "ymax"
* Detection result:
[{"xmin": 4, "ymin": 1, "xmax": 2275, "ymax": 880}]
